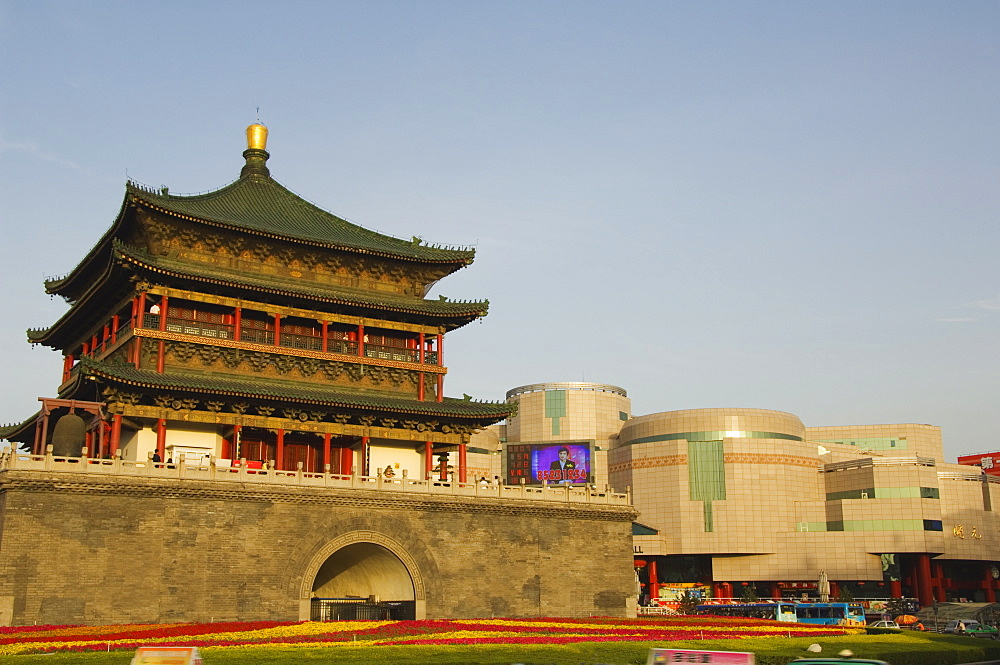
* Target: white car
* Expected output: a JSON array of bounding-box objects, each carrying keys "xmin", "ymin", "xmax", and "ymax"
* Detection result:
[{"xmin": 868, "ymin": 620, "xmax": 900, "ymax": 629}]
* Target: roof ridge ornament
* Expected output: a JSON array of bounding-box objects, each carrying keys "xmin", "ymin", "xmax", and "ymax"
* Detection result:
[{"xmin": 241, "ymin": 123, "xmax": 270, "ymax": 178}]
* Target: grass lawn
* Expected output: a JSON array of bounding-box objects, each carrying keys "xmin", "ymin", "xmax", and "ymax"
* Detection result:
[{"xmin": 8, "ymin": 631, "xmax": 1000, "ymax": 665}]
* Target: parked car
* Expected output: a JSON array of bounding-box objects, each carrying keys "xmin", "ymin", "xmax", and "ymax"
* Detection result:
[{"xmin": 868, "ymin": 620, "xmax": 900, "ymax": 629}]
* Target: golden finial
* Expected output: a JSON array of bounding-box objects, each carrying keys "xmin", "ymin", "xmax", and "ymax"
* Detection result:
[{"xmin": 246, "ymin": 123, "xmax": 268, "ymax": 150}]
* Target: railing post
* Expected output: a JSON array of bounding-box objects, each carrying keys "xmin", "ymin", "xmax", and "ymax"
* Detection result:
[
  {"xmin": 297, "ymin": 461, "xmax": 303, "ymax": 484},
  {"xmin": 44, "ymin": 445, "xmax": 54, "ymax": 470},
  {"xmin": 177, "ymin": 453, "xmax": 185, "ymax": 477},
  {"xmin": 147, "ymin": 450, "xmax": 156, "ymax": 475}
]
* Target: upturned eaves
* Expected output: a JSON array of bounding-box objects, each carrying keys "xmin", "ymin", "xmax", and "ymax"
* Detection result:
[
  {"xmin": 78, "ymin": 357, "xmax": 513, "ymax": 421},
  {"xmin": 126, "ymin": 176, "xmax": 475, "ymax": 263}
]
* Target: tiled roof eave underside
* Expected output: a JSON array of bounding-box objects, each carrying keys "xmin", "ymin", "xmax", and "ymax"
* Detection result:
[
  {"xmin": 113, "ymin": 243, "xmax": 488, "ymax": 322},
  {"xmin": 126, "ymin": 176, "xmax": 476, "ymax": 264},
  {"xmin": 82, "ymin": 360, "xmax": 512, "ymax": 420}
]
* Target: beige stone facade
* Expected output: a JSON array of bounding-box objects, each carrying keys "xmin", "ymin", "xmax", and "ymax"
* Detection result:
[{"xmin": 501, "ymin": 386, "xmax": 1000, "ymax": 608}]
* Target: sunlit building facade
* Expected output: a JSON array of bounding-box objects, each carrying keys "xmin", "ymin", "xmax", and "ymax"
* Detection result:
[{"xmin": 498, "ymin": 384, "xmax": 1000, "ymax": 608}]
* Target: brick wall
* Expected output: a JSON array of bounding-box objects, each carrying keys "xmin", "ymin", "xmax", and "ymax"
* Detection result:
[{"xmin": 0, "ymin": 470, "xmax": 637, "ymax": 626}]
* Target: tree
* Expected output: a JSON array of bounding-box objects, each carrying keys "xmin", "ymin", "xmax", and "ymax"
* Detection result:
[
  {"xmin": 740, "ymin": 585, "xmax": 760, "ymax": 602},
  {"xmin": 676, "ymin": 590, "xmax": 700, "ymax": 615}
]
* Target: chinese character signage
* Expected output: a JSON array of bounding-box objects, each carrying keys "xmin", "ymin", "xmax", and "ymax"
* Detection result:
[
  {"xmin": 131, "ymin": 647, "xmax": 203, "ymax": 665},
  {"xmin": 647, "ymin": 649, "xmax": 754, "ymax": 665},
  {"xmin": 503, "ymin": 442, "xmax": 592, "ymax": 485}
]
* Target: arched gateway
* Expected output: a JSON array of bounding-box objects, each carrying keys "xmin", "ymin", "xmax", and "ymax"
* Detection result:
[{"xmin": 299, "ymin": 531, "xmax": 426, "ymax": 621}]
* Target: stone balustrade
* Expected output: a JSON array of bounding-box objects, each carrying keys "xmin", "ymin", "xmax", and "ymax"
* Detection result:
[{"xmin": 0, "ymin": 447, "xmax": 632, "ymax": 506}]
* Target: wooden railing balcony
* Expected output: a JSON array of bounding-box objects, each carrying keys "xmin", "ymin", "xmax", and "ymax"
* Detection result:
[{"xmin": 137, "ymin": 314, "xmax": 439, "ymax": 365}]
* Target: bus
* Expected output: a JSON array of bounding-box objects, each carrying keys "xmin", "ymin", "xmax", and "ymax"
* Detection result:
[
  {"xmin": 793, "ymin": 602, "xmax": 866, "ymax": 626},
  {"xmin": 696, "ymin": 602, "xmax": 865, "ymax": 626},
  {"xmin": 696, "ymin": 603, "xmax": 797, "ymax": 622}
]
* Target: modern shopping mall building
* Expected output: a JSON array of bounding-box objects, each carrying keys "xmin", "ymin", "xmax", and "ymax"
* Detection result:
[{"xmin": 467, "ymin": 382, "xmax": 1000, "ymax": 608}]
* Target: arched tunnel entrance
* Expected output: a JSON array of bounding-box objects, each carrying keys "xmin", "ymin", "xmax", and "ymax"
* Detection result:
[{"xmin": 310, "ymin": 542, "xmax": 417, "ymax": 620}]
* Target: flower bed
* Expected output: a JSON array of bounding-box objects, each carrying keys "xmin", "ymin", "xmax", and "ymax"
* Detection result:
[{"xmin": 0, "ymin": 616, "xmax": 862, "ymax": 655}]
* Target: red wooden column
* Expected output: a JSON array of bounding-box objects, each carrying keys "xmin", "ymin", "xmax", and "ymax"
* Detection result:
[
  {"xmin": 438, "ymin": 452, "xmax": 449, "ymax": 481},
  {"xmin": 322, "ymin": 432, "xmax": 332, "ymax": 471},
  {"xmin": 357, "ymin": 323, "xmax": 365, "ymax": 357},
  {"xmin": 33, "ymin": 417, "xmax": 43, "ymax": 455},
  {"xmin": 889, "ymin": 579, "xmax": 902, "ymax": 598},
  {"xmin": 984, "ymin": 564, "xmax": 997, "ymax": 603},
  {"xmin": 425, "ymin": 441, "xmax": 434, "ymax": 480},
  {"xmin": 435, "ymin": 333, "xmax": 444, "ymax": 402},
  {"xmin": 359, "ymin": 436, "xmax": 369, "ymax": 476},
  {"xmin": 321, "ymin": 321, "xmax": 329, "ymax": 353},
  {"xmin": 768, "ymin": 582, "xmax": 781, "ymax": 600},
  {"xmin": 417, "ymin": 333, "xmax": 425, "ymax": 400},
  {"xmin": 273, "ymin": 313, "xmax": 282, "ymax": 347},
  {"xmin": 233, "ymin": 306, "xmax": 242, "ymax": 342},
  {"xmin": 133, "ymin": 294, "xmax": 145, "ymax": 365},
  {"xmin": 62, "ymin": 354, "xmax": 74, "ymax": 383},
  {"xmin": 156, "ymin": 419, "xmax": 167, "ymax": 460},
  {"xmin": 97, "ymin": 421, "xmax": 107, "ymax": 458},
  {"xmin": 341, "ymin": 447, "xmax": 354, "ymax": 476},
  {"xmin": 157, "ymin": 296, "xmax": 168, "ymax": 373},
  {"xmin": 276, "ymin": 429, "xmax": 285, "ymax": 470},
  {"xmin": 458, "ymin": 443, "xmax": 467, "ymax": 483},
  {"xmin": 829, "ymin": 581, "xmax": 840, "ymax": 599},
  {"xmin": 111, "ymin": 315, "xmax": 120, "ymax": 343},
  {"xmin": 232, "ymin": 424, "xmax": 241, "ymax": 460},
  {"xmin": 915, "ymin": 554, "xmax": 934, "ymax": 607},
  {"xmin": 648, "ymin": 558, "xmax": 659, "ymax": 602},
  {"xmin": 109, "ymin": 414, "xmax": 123, "ymax": 457}
]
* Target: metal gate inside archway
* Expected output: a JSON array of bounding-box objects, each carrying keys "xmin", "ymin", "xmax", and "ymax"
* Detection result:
[{"xmin": 310, "ymin": 542, "xmax": 416, "ymax": 621}]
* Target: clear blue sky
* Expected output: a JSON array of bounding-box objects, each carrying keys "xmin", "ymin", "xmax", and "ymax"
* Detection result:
[{"xmin": 1, "ymin": 1, "xmax": 997, "ymax": 460}]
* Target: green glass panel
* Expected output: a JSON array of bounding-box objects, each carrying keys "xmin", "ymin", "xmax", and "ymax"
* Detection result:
[
  {"xmin": 688, "ymin": 441, "xmax": 726, "ymax": 502},
  {"xmin": 626, "ymin": 430, "xmax": 803, "ymax": 445},
  {"xmin": 544, "ymin": 390, "xmax": 566, "ymax": 418},
  {"xmin": 545, "ymin": 390, "xmax": 566, "ymax": 436},
  {"xmin": 817, "ymin": 437, "xmax": 909, "ymax": 451}
]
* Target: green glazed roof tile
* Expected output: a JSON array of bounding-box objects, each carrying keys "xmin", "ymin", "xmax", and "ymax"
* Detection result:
[
  {"xmin": 126, "ymin": 176, "xmax": 475, "ymax": 263},
  {"xmin": 112, "ymin": 239, "xmax": 489, "ymax": 319},
  {"xmin": 79, "ymin": 357, "xmax": 512, "ymax": 420}
]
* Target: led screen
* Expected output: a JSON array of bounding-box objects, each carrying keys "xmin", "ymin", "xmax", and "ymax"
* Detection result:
[{"xmin": 504, "ymin": 442, "xmax": 592, "ymax": 486}]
